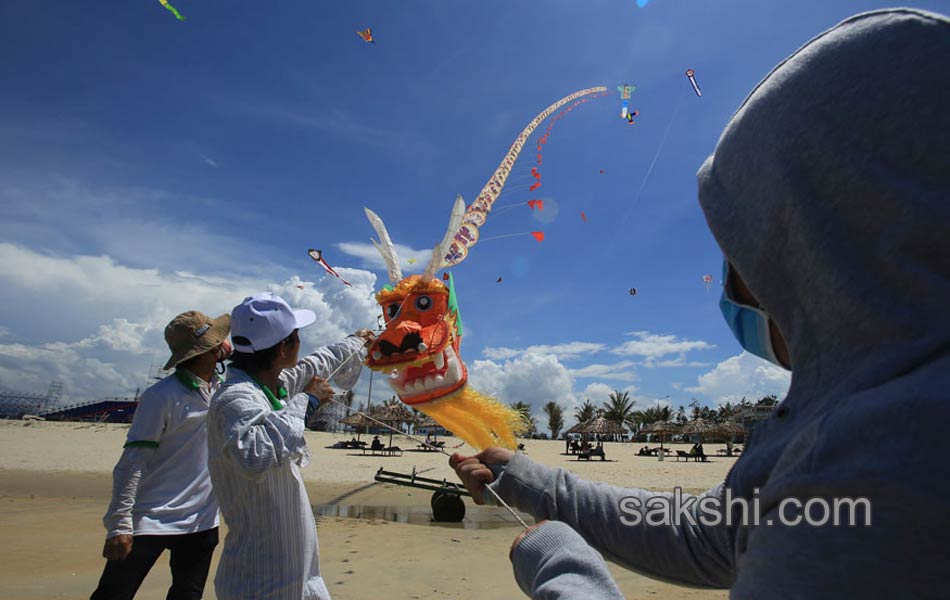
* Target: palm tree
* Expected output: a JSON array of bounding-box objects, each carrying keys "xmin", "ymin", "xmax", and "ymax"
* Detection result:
[
  {"xmin": 542, "ymin": 401, "xmax": 565, "ymax": 439},
  {"xmin": 602, "ymin": 390, "xmax": 636, "ymax": 426},
  {"xmin": 511, "ymin": 401, "xmax": 537, "ymax": 436},
  {"xmin": 575, "ymin": 399, "xmax": 597, "ymax": 424},
  {"xmin": 676, "ymin": 405, "xmax": 686, "ymax": 425}
]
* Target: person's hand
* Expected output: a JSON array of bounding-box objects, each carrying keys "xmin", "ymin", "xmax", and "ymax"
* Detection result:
[
  {"xmin": 102, "ymin": 534, "xmax": 133, "ymax": 561},
  {"xmin": 352, "ymin": 328, "xmax": 376, "ymax": 347},
  {"xmin": 448, "ymin": 447, "xmax": 515, "ymax": 504},
  {"xmin": 304, "ymin": 377, "xmax": 334, "ymax": 402},
  {"xmin": 510, "ymin": 520, "xmax": 549, "ymax": 560}
]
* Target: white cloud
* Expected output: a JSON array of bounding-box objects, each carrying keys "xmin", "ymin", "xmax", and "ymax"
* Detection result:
[
  {"xmin": 200, "ymin": 154, "xmax": 219, "ymax": 168},
  {"xmin": 569, "ymin": 361, "xmax": 638, "ymax": 382},
  {"xmin": 686, "ymin": 352, "xmax": 792, "ymax": 406},
  {"xmin": 337, "ymin": 242, "xmax": 435, "ymax": 274},
  {"xmin": 612, "ymin": 331, "xmax": 715, "ymax": 358},
  {"xmin": 0, "ymin": 180, "xmax": 283, "ymax": 278},
  {"xmin": 482, "ymin": 341, "xmax": 606, "ymax": 362},
  {"xmin": 468, "ymin": 351, "xmax": 576, "ymax": 422},
  {"xmin": 0, "ymin": 244, "xmax": 381, "ymax": 405}
]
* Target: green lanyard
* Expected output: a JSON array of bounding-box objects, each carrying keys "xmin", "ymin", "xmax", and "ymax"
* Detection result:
[
  {"xmin": 174, "ymin": 369, "xmax": 202, "ymax": 391},
  {"xmin": 248, "ymin": 375, "xmax": 289, "ymax": 411},
  {"xmin": 174, "ymin": 369, "xmax": 223, "ymax": 392}
]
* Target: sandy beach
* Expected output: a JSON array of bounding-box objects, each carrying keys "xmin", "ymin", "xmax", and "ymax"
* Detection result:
[{"xmin": 0, "ymin": 420, "xmax": 732, "ymax": 599}]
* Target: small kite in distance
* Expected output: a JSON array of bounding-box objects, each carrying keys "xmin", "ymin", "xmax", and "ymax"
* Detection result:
[
  {"xmin": 629, "ymin": 288, "xmax": 638, "ymax": 296},
  {"xmin": 581, "ymin": 211, "xmax": 587, "ymax": 223},
  {"xmin": 357, "ymin": 28, "xmax": 375, "ymax": 44},
  {"xmin": 496, "ymin": 277, "xmax": 503, "ymax": 283},
  {"xmin": 599, "ymin": 169, "xmax": 605, "ymax": 174},
  {"xmin": 531, "ymin": 231, "xmax": 545, "ymax": 242},
  {"xmin": 407, "ymin": 258, "xmax": 417, "ymax": 264},
  {"xmin": 529, "ymin": 182, "xmax": 541, "ymax": 192},
  {"xmin": 307, "ymin": 249, "xmax": 353, "ymax": 287},
  {"xmin": 527, "ymin": 199, "xmax": 544, "ymax": 211},
  {"xmin": 159, "ymin": 0, "xmax": 185, "ymax": 20},
  {"xmin": 442, "ymin": 272, "xmax": 450, "ymax": 281},
  {"xmin": 702, "ymin": 273, "xmax": 713, "ymax": 290},
  {"xmin": 686, "ymin": 69, "xmax": 702, "ymax": 97}
]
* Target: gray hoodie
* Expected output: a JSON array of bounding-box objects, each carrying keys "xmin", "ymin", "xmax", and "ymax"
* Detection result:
[{"xmin": 506, "ymin": 8, "xmax": 950, "ymax": 598}]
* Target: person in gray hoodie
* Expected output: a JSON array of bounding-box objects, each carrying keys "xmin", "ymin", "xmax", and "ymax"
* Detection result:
[{"xmin": 451, "ymin": 8, "xmax": 950, "ymax": 599}]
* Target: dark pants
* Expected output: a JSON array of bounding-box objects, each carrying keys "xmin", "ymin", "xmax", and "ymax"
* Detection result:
[{"xmin": 91, "ymin": 527, "xmax": 218, "ymax": 600}]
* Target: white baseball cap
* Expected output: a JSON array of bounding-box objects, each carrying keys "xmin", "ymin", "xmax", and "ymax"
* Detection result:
[{"xmin": 230, "ymin": 292, "xmax": 316, "ymax": 353}]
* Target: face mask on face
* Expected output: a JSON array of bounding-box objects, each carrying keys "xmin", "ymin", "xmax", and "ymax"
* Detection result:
[{"xmin": 718, "ymin": 259, "xmax": 787, "ymax": 369}]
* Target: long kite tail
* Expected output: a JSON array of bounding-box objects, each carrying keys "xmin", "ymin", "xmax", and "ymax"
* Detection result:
[
  {"xmin": 159, "ymin": 0, "xmax": 186, "ymax": 21},
  {"xmin": 443, "ymin": 86, "xmax": 607, "ymax": 267}
]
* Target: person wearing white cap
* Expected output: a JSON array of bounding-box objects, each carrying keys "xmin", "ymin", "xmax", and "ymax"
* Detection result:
[
  {"xmin": 92, "ymin": 310, "xmax": 232, "ymax": 600},
  {"xmin": 207, "ymin": 292, "xmax": 374, "ymax": 600}
]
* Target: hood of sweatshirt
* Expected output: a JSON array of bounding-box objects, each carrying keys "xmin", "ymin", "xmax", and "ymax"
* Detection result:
[{"xmin": 697, "ymin": 8, "xmax": 950, "ymax": 400}]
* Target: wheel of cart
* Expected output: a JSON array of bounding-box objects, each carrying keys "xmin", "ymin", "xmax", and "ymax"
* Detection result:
[{"xmin": 431, "ymin": 487, "xmax": 466, "ymax": 522}]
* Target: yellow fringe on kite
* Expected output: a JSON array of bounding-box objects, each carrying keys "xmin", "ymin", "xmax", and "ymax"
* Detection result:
[{"xmin": 415, "ymin": 385, "xmax": 528, "ymax": 451}]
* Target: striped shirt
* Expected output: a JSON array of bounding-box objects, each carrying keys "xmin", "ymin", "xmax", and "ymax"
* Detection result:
[{"xmin": 207, "ymin": 337, "xmax": 364, "ymax": 600}]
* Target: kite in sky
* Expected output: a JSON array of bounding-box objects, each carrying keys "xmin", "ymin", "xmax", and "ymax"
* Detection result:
[
  {"xmin": 307, "ymin": 249, "xmax": 353, "ymax": 287},
  {"xmin": 362, "ymin": 202, "xmax": 527, "ymax": 450},
  {"xmin": 357, "ymin": 28, "xmax": 375, "ymax": 44},
  {"xmin": 407, "ymin": 258, "xmax": 418, "ymax": 264},
  {"xmin": 581, "ymin": 211, "xmax": 587, "ymax": 223},
  {"xmin": 527, "ymin": 199, "xmax": 543, "ymax": 210},
  {"xmin": 359, "ymin": 89, "xmax": 611, "ymax": 449},
  {"xmin": 686, "ymin": 69, "xmax": 702, "ymax": 97},
  {"xmin": 702, "ymin": 273, "xmax": 714, "ymax": 290},
  {"xmin": 158, "ymin": 0, "xmax": 185, "ymax": 20},
  {"xmin": 627, "ymin": 109, "xmax": 639, "ymax": 124},
  {"xmin": 617, "ymin": 84, "xmax": 635, "ymax": 119},
  {"xmin": 629, "ymin": 287, "xmax": 638, "ymax": 296},
  {"xmin": 497, "ymin": 277, "xmax": 503, "ymax": 283}
]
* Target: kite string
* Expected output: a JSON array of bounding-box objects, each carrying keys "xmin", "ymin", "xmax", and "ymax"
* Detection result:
[
  {"xmin": 321, "ymin": 395, "xmax": 530, "ymax": 529},
  {"xmin": 478, "ymin": 231, "xmax": 536, "ymax": 243},
  {"xmin": 630, "ymin": 94, "xmax": 685, "ymax": 210}
]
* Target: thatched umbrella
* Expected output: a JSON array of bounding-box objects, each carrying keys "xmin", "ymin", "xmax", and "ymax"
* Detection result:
[
  {"xmin": 339, "ymin": 412, "xmax": 375, "ymax": 440},
  {"xmin": 415, "ymin": 415, "xmax": 446, "ymax": 440},
  {"xmin": 714, "ymin": 420, "xmax": 746, "ymax": 440},
  {"xmin": 369, "ymin": 403, "xmax": 416, "ymax": 448},
  {"xmin": 682, "ymin": 418, "xmax": 717, "ymax": 441},
  {"xmin": 573, "ymin": 417, "xmax": 627, "ymax": 441},
  {"xmin": 641, "ymin": 421, "xmax": 681, "ymax": 453}
]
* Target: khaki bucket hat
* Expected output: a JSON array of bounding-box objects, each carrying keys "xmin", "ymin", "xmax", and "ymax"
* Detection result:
[{"xmin": 163, "ymin": 311, "xmax": 231, "ymax": 370}]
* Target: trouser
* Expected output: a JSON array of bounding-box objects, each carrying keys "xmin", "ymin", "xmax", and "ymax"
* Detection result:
[{"xmin": 91, "ymin": 527, "xmax": 219, "ymax": 600}]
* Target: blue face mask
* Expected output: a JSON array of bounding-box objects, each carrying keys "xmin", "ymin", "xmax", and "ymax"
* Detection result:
[{"xmin": 718, "ymin": 260, "xmax": 787, "ymax": 369}]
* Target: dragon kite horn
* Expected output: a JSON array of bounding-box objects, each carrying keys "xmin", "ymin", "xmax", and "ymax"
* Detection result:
[
  {"xmin": 364, "ymin": 207, "xmax": 403, "ymax": 285},
  {"xmin": 421, "ymin": 195, "xmax": 466, "ymax": 281}
]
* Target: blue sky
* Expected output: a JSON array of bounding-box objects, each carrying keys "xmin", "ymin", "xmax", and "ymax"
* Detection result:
[{"xmin": 1, "ymin": 0, "xmax": 945, "ymax": 420}]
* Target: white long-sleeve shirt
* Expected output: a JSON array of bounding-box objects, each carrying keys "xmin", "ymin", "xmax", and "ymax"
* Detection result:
[
  {"xmin": 104, "ymin": 368, "xmax": 221, "ymax": 538},
  {"xmin": 207, "ymin": 337, "xmax": 364, "ymax": 600}
]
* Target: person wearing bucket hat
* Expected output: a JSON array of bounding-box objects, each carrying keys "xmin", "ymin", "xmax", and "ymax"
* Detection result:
[
  {"xmin": 92, "ymin": 311, "xmax": 232, "ymax": 600},
  {"xmin": 207, "ymin": 292, "xmax": 374, "ymax": 600}
]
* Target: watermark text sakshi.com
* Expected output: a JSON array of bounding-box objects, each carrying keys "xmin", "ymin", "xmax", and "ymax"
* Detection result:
[{"xmin": 618, "ymin": 488, "xmax": 872, "ymax": 528}]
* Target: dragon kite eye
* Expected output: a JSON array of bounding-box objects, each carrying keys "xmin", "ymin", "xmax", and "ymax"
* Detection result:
[
  {"xmin": 387, "ymin": 303, "xmax": 401, "ymax": 320},
  {"xmin": 415, "ymin": 295, "xmax": 432, "ymax": 311}
]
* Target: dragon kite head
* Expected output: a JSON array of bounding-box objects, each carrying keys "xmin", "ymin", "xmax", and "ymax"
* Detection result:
[{"xmin": 366, "ymin": 273, "xmax": 466, "ymax": 405}]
